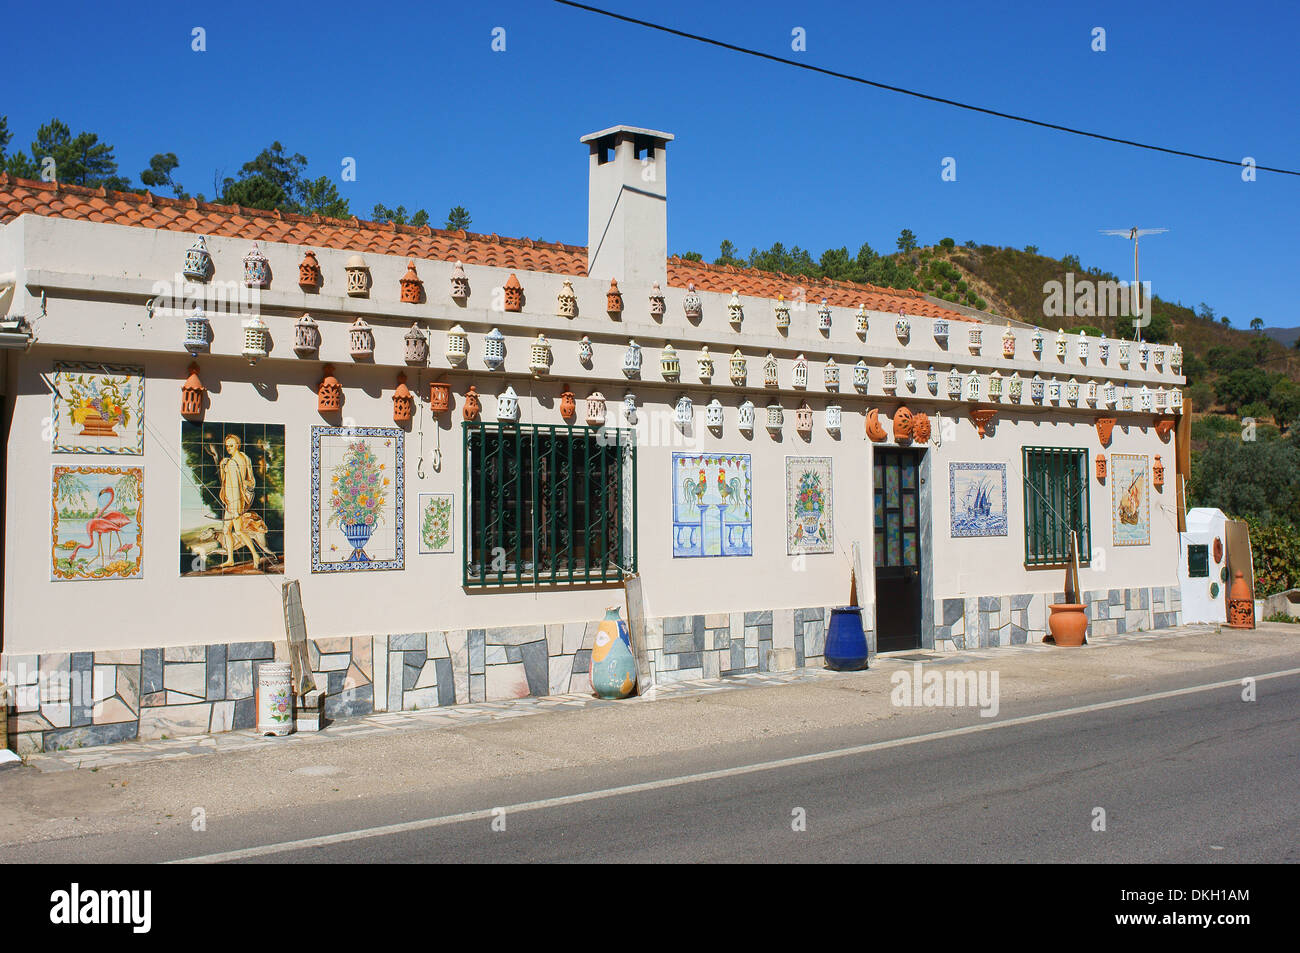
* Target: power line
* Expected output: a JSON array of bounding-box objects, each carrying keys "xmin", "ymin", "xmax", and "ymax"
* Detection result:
[{"xmin": 554, "ymin": 0, "xmax": 1298, "ymax": 178}]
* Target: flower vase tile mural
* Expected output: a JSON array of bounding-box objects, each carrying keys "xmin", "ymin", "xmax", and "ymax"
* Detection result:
[
  {"xmin": 949, "ymin": 462, "xmax": 1008, "ymax": 538},
  {"xmin": 672, "ymin": 452, "xmax": 752, "ymax": 557},
  {"xmin": 311, "ymin": 427, "xmax": 405, "ymax": 572},
  {"xmin": 51, "ymin": 466, "xmax": 144, "ymax": 580},
  {"xmin": 785, "ymin": 457, "xmax": 833, "ymax": 555},
  {"xmin": 179, "ymin": 422, "xmax": 285, "ymax": 576},
  {"xmin": 51, "ymin": 363, "xmax": 145, "ymax": 454},
  {"xmin": 418, "ymin": 493, "xmax": 454, "ymax": 554},
  {"xmin": 1111, "ymin": 453, "xmax": 1151, "ymax": 546}
]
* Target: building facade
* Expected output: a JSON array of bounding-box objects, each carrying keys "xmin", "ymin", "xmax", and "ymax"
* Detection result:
[{"xmin": 0, "ymin": 126, "xmax": 1185, "ymax": 754}]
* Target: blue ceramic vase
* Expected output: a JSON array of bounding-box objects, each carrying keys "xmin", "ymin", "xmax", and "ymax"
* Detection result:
[
  {"xmin": 825, "ymin": 606, "xmax": 868, "ymax": 670},
  {"xmin": 590, "ymin": 607, "xmax": 637, "ymax": 698}
]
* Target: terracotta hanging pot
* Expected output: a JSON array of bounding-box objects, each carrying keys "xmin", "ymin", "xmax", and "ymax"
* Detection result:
[
  {"xmin": 1096, "ymin": 416, "xmax": 1116, "ymax": 446},
  {"xmin": 893, "ymin": 406, "xmax": 914, "ymax": 442},
  {"xmin": 392, "ymin": 373, "xmax": 414, "ymax": 423},
  {"xmin": 298, "ymin": 250, "xmax": 321, "ymax": 289},
  {"xmin": 181, "ymin": 363, "xmax": 206, "ymax": 419},
  {"xmin": 1226, "ymin": 571, "xmax": 1255, "ymax": 629},
  {"xmin": 590, "ymin": 606, "xmax": 637, "ymax": 699},
  {"xmin": 503, "ymin": 273, "xmax": 523, "ymax": 312},
  {"xmin": 317, "ymin": 364, "xmax": 342, "ymax": 414},
  {"xmin": 463, "ymin": 385, "xmax": 481, "ymax": 421},
  {"xmin": 1153, "ymin": 454, "xmax": 1165, "ymax": 488},
  {"xmin": 865, "ymin": 408, "xmax": 887, "ymax": 442},
  {"xmin": 559, "ymin": 387, "xmax": 576, "ymax": 420},
  {"xmin": 399, "ymin": 259, "xmax": 423, "ymax": 304},
  {"xmin": 606, "ymin": 279, "xmax": 624, "ymax": 316},
  {"xmin": 1096, "ymin": 454, "xmax": 1107, "ymax": 482},
  {"xmin": 912, "ymin": 412, "xmax": 931, "ymax": 444},
  {"xmin": 428, "ymin": 381, "xmax": 451, "ymax": 414}
]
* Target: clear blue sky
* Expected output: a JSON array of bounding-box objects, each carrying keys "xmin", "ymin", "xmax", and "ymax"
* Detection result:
[{"xmin": 6, "ymin": 0, "xmax": 1297, "ymax": 327}]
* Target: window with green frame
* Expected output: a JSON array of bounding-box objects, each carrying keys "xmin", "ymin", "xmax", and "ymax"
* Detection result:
[
  {"xmin": 462, "ymin": 422, "xmax": 636, "ymax": 587},
  {"xmin": 1022, "ymin": 447, "xmax": 1091, "ymax": 567}
]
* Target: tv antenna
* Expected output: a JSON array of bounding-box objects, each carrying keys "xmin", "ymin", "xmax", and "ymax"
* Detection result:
[{"xmin": 1099, "ymin": 227, "xmax": 1168, "ymax": 340}]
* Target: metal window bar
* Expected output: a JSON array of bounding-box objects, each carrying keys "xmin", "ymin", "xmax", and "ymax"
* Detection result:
[{"xmin": 1022, "ymin": 447, "xmax": 1091, "ymax": 567}]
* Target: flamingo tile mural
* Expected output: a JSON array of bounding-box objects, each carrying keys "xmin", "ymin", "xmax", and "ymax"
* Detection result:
[
  {"xmin": 1111, "ymin": 453, "xmax": 1151, "ymax": 546},
  {"xmin": 418, "ymin": 493, "xmax": 454, "ymax": 554},
  {"xmin": 312, "ymin": 427, "xmax": 404, "ymax": 572},
  {"xmin": 672, "ymin": 452, "xmax": 752, "ymax": 557},
  {"xmin": 180, "ymin": 422, "xmax": 285, "ymax": 576},
  {"xmin": 51, "ymin": 362, "xmax": 144, "ymax": 454},
  {"xmin": 51, "ymin": 466, "xmax": 144, "ymax": 580},
  {"xmin": 949, "ymin": 462, "xmax": 1008, "ymax": 537},
  {"xmin": 785, "ymin": 456, "xmax": 834, "ymax": 555}
]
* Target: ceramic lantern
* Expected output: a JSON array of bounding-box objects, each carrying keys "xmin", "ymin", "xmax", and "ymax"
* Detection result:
[
  {"xmin": 484, "ymin": 328, "xmax": 506, "ymax": 369},
  {"xmin": 649, "ymin": 282, "xmax": 665, "ymax": 317},
  {"xmin": 1031, "ymin": 374, "xmax": 1045, "ymax": 403},
  {"xmin": 183, "ymin": 235, "xmax": 212, "ymax": 281},
  {"xmin": 298, "ymin": 250, "xmax": 321, "ymax": 289},
  {"xmin": 738, "ymin": 399, "xmax": 756, "ymax": 433},
  {"xmin": 934, "ymin": 318, "xmax": 949, "ymax": 340},
  {"xmin": 705, "ymin": 397, "xmax": 723, "ymax": 429},
  {"xmin": 578, "ymin": 335, "xmax": 594, "ymax": 364},
  {"xmin": 817, "ymin": 298, "xmax": 832, "ymax": 332},
  {"xmin": 853, "ymin": 360, "xmax": 869, "ymax": 393},
  {"xmin": 698, "ymin": 346, "xmax": 714, "ymax": 381},
  {"xmin": 1047, "ymin": 378, "xmax": 1062, "ymax": 404},
  {"xmin": 1140, "ymin": 343, "xmax": 1151, "ymax": 366},
  {"xmin": 185, "ymin": 306, "xmax": 211, "ymax": 354},
  {"xmin": 1031, "ymin": 328, "xmax": 1045, "ymax": 356},
  {"xmin": 404, "ymin": 324, "xmax": 429, "ymax": 365},
  {"xmin": 965, "ymin": 370, "xmax": 981, "ymax": 402},
  {"xmin": 242, "ymin": 314, "xmax": 269, "ymax": 364},
  {"xmin": 1139, "ymin": 385, "xmax": 1152, "ymax": 412},
  {"xmin": 883, "ymin": 363, "xmax": 898, "ymax": 394},
  {"xmin": 826, "ymin": 403, "xmax": 842, "ymax": 432},
  {"xmin": 947, "ymin": 367, "xmax": 962, "ymax": 399},
  {"xmin": 730, "ymin": 349, "xmax": 747, "ymax": 385},
  {"xmin": 243, "ymin": 242, "xmax": 270, "ymax": 289},
  {"xmin": 792, "ymin": 355, "xmax": 809, "ymax": 389},
  {"xmin": 345, "ymin": 254, "xmax": 370, "ymax": 297},
  {"xmin": 556, "ymin": 279, "xmax": 578, "ymax": 318},
  {"xmin": 1066, "ymin": 378, "xmax": 1080, "ymax": 404},
  {"xmin": 683, "ymin": 282, "xmax": 702, "ymax": 320},
  {"xmin": 968, "ymin": 325, "xmax": 982, "ymax": 354},
  {"xmin": 762, "ymin": 353, "xmax": 779, "ymax": 388},
  {"xmin": 1096, "ymin": 454, "xmax": 1107, "ymax": 481},
  {"xmin": 181, "ymin": 363, "xmax": 205, "ymax": 419},
  {"xmin": 1118, "ymin": 341, "xmax": 1131, "ymax": 367},
  {"xmin": 623, "ymin": 339, "xmax": 642, "ymax": 377},
  {"xmin": 529, "ymin": 333, "xmax": 552, "ymax": 376},
  {"xmin": 765, "ymin": 402, "xmax": 784, "ymax": 432},
  {"xmin": 1171, "ymin": 388, "xmax": 1183, "ymax": 411},
  {"xmin": 1120, "ymin": 389, "xmax": 1134, "ymax": 412},
  {"xmin": 927, "ymin": 366, "xmax": 939, "ymax": 395},
  {"xmin": 1154, "ymin": 347, "xmax": 1165, "ymax": 370},
  {"xmin": 1008, "ymin": 373, "xmax": 1023, "ymax": 403},
  {"xmin": 1155, "ymin": 387, "xmax": 1168, "ymax": 411},
  {"xmin": 661, "ymin": 342, "xmax": 681, "ymax": 381},
  {"xmin": 445, "ymin": 324, "xmax": 468, "ymax": 365},
  {"xmin": 1055, "ymin": 328, "xmax": 1067, "ymax": 359},
  {"xmin": 1153, "ymin": 455, "xmax": 1165, "ymax": 488},
  {"xmin": 606, "ymin": 279, "xmax": 623, "ymax": 315},
  {"xmin": 1171, "ymin": 344, "xmax": 1183, "ymax": 373},
  {"xmin": 854, "ymin": 304, "xmax": 868, "ymax": 337},
  {"xmin": 349, "ymin": 317, "xmax": 374, "ymax": 360},
  {"xmin": 393, "ymin": 374, "xmax": 414, "ymax": 423},
  {"xmin": 450, "ymin": 261, "xmax": 470, "ymax": 300},
  {"xmin": 1077, "ymin": 330, "xmax": 1089, "ymax": 361},
  {"xmin": 503, "ymin": 274, "xmax": 523, "ymax": 313},
  {"xmin": 400, "ymin": 259, "xmax": 423, "ymax": 303},
  {"xmin": 1103, "ymin": 380, "xmax": 1117, "ymax": 406},
  {"xmin": 903, "ymin": 363, "xmax": 917, "ymax": 392},
  {"xmin": 795, "ymin": 401, "xmax": 813, "ymax": 433},
  {"xmin": 989, "ymin": 370, "xmax": 1003, "ymax": 400},
  {"xmin": 294, "ymin": 313, "xmax": 320, "ymax": 356},
  {"xmin": 463, "ymin": 385, "xmax": 481, "ymax": 421},
  {"xmin": 497, "ymin": 385, "xmax": 520, "ymax": 422},
  {"xmin": 560, "ymin": 386, "xmax": 576, "ymax": 420},
  {"xmin": 825, "ymin": 356, "xmax": 840, "ymax": 390},
  {"xmin": 622, "ymin": 392, "xmax": 637, "ymax": 423},
  {"xmin": 775, "ymin": 295, "xmax": 791, "ymax": 330},
  {"xmin": 428, "ymin": 381, "xmax": 451, "ymax": 414},
  {"xmin": 1086, "ymin": 380, "xmax": 1099, "ymax": 406},
  {"xmin": 1099, "ymin": 334, "xmax": 1110, "ymax": 363},
  {"xmin": 728, "ymin": 289, "xmax": 744, "ymax": 329},
  {"xmin": 896, "ymin": 316, "xmax": 910, "ymax": 340},
  {"xmin": 586, "ymin": 391, "xmax": 606, "ymax": 426},
  {"xmin": 1001, "ymin": 324, "xmax": 1015, "ymax": 358},
  {"xmin": 317, "ymin": 365, "xmax": 342, "ymax": 413}
]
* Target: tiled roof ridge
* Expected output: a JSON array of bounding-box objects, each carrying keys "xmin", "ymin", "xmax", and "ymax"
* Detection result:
[
  {"xmin": 0, "ymin": 173, "xmax": 589, "ymax": 256},
  {"xmin": 666, "ymin": 254, "xmax": 930, "ymax": 301}
]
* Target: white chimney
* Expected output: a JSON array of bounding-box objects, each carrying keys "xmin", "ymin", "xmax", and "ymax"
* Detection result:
[{"xmin": 582, "ymin": 125, "xmax": 673, "ymax": 290}]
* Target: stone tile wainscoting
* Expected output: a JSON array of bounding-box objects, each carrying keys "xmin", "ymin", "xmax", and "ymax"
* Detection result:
[{"xmin": 933, "ymin": 585, "xmax": 1182, "ymax": 650}]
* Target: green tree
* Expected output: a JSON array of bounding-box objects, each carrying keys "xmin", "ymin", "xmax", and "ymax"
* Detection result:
[
  {"xmin": 1024, "ymin": 244, "xmax": 1039, "ymax": 254},
  {"xmin": 896, "ymin": 229, "xmax": 918, "ymax": 253},
  {"xmin": 1197, "ymin": 302, "xmax": 1216, "ymax": 322},
  {"xmin": 140, "ymin": 152, "xmax": 186, "ymax": 198},
  {"xmin": 1250, "ymin": 316, "xmax": 1265, "ymax": 332},
  {"xmin": 299, "ymin": 176, "xmax": 349, "ymax": 218},
  {"xmin": 818, "ymin": 246, "xmax": 861, "ymax": 283},
  {"xmin": 1189, "ymin": 437, "xmax": 1300, "ymax": 526},
  {"xmin": 678, "ymin": 251, "xmax": 703, "ymax": 262},
  {"xmin": 1214, "ymin": 367, "xmax": 1272, "ymax": 414},
  {"xmin": 715, "ymin": 240, "xmax": 745, "ymax": 268},
  {"xmin": 1269, "ymin": 379, "xmax": 1300, "ymax": 429},
  {"xmin": 5, "ymin": 118, "xmax": 130, "ymax": 189},
  {"xmin": 1221, "ymin": 315, "xmax": 1231, "ymax": 327},
  {"xmin": 444, "ymin": 205, "xmax": 472, "ymax": 231},
  {"xmin": 220, "ymin": 142, "xmax": 307, "ymax": 212},
  {"xmin": 938, "ymin": 237, "xmax": 955, "ymax": 249}
]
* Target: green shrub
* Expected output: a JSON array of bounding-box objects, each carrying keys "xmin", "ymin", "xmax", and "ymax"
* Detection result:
[
  {"xmin": 1239, "ymin": 516, "xmax": 1300, "ymax": 597},
  {"xmin": 1263, "ymin": 611, "xmax": 1298, "ymax": 624}
]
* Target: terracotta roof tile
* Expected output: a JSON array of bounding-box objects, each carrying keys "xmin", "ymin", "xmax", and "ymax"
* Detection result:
[{"xmin": 0, "ymin": 175, "xmax": 968, "ymax": 320}]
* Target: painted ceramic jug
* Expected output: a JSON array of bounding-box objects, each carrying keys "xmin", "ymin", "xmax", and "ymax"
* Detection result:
[{"xmin": 590, "ymin": 606, "xmax": 637, "ymax": 699}]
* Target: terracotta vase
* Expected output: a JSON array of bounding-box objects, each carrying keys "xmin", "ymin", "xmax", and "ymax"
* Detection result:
[
  {"xmin": 1226, "ymin": 572, "xmax": 1255, "ymax": 629},
  {"xmin": 590, "ymin": 607, "xmax": 637, "ymax": 699},
  {"xmin": 1048, "ymin": 604, "xmax": 1088, "ymax": 646}
]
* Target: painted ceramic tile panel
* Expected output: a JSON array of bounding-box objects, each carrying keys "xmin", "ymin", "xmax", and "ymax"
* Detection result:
[
  {"xmin": 785, "ymin": 456, "xmax": 833, "ymax": 555},
  {"xmin": 312, "ymin": 427, "xmax": 404, "ymax": 571},
  {"xmin": 418, "ymin": 493, "xmax": 454, "ymax": 554},
  {"xmin": 180, "ymin": 422, "xmax": 285, "ymax": 576},
  {"xmin": 51, "ymin": 466, "xmax": 143, "ymax": 580},
  {"xmin": 672, "ymin": 452, "xmax": 752, "ymax": 557},
  {"xmin": 51, "ymin": 362, "xmax": 144, "ymax": 454},
  {"xmin": 1111, "ymin": 453, "xmax": 1150, "ymax": 546},
  {"xmin": 950, "ymin": 462, "xmax": 1008, "ymax": 537}
]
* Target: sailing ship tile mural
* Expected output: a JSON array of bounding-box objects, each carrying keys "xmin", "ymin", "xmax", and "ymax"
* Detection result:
[
  {"xmin": 51, "ymin": 465, "xmax": 144, "ymax": 580},
  {"xmin": 312, "ymin": 427, "xmax": 405, "ymax": 571},
  {"xmin": 672, "ymin": 452, "xmax": 752, "ymax": 557},
  {"xmin": 179, "ymin": 422, "xmax": 285, "ymax": 576},
  {"xmin": 785, "ymin": 456, "xmax": 833, "ymax": 555},
  {"xmin": 418, "ymin": 493, "xmax": 454, "ymax": 554},
  {"xmin": 51, "ymin": 362, "xmax": 144, "ymax": 454},
  {"xmin": 949, "ymin": 462, "xmax": 1008, "ymax": 537},
  {"xmin": 1111, "ymin": 453, "xmax": 1150, "ymax": 546}
]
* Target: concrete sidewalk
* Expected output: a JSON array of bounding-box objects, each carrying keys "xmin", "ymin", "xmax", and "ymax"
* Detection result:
[{"xmin": 17, "ymin": 620, "xmax": 1224, "ymax": 773}]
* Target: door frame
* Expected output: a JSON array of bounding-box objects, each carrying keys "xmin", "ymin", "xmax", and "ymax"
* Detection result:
[{"xmin": 870, "ymin": 444, "xmax": 934, "ymax": 652}]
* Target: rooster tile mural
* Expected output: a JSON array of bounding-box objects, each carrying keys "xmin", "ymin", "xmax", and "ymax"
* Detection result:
[
  {"xmin": 51, "ymin": 466, "xmax": 144, "ymax": 580},
  {"xmin": 312, "ymin": 427, "xmax": 404, "ymax": 571},
  {"xmin": 51, "ymin": 362, "xmax": 144, "ymax": 454},
  {"xmin": 672, "ymin": 452, "xmax": 752, "ymax": 557},
  {"xmin": 785, "ymin": 456, "xmax": 833, "ymax": 555}
]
